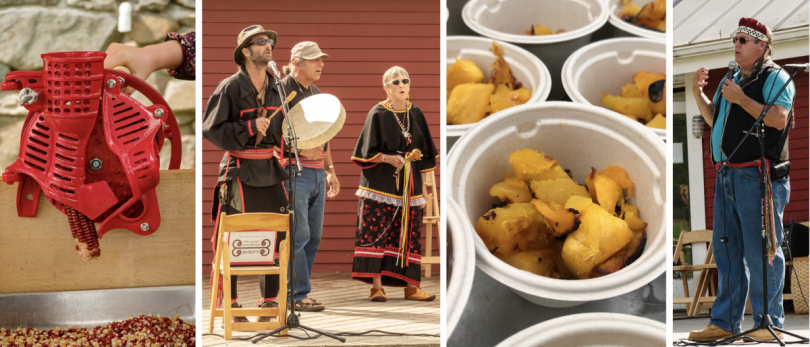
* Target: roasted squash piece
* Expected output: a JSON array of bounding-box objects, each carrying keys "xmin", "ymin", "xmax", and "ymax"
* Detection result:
[
  {"xmin": 623, "ymin": 210, "xmax": 648, "ymax": 231},
  {"xmin": 565, "ymin": 195, "xmax": 595, "ymax": 212},
  {"xmin": 619, "ymin": 3, "xmax": 642, "ymax": 20},
  {"xmin": 531, "ymin": 199, "xmax": 581, "ymax": 237},
  {"xmin": 633, "ymin": 72, "xmax": 666, "ymax": 96},
  {"xmin": 489, "ymin": 92, "xmax": 515, "ymax": 114},
  {"xmin": 530, "ymin": 178, "xmax": 591, "ymax": 207},
  {"xmin": 585, "ymin": 168, "xmax": 597, "ymax": 201},
  {"xmin": 447, "ymin": 83, "xmax": 495, "ymax": 125},
  {"xmin": 526, "ymin": 25, "xmax": 552, "ymax": 36},
  {"xmin": 503, "ymin": 173, "xmax": 530, "ymax": 190},
  {"xmin": 620, "ymin": 83, "xmax": 644, "ymax": 98},
  {"xmin": 489, "ymin": 42, "xmax": 519, "ymax": 88},
  {"xmin": 509, "ymin": 149, "xmax": 557, "ymax": 180},
  {"xmin": 561, "ymin": 202, "xmax": 633, "ymax": 279},
  {"xmin": 491, "ymin": 181, "xmax": 533, "ymax": 204},
  {"xmin": 589, "ymin": 227, "xmax": 647, "ymax": 278},
  {"xmin": 646, "ymin": 113, "xmax": 666, "ymax": 129},
  {"xmin": 593, "ymin": 173, "xmax": 623, "ymax": 215},
  {"xmin": 601, "ymin": 93, "xmax": 653, "ymax": 122},
  {"xmin": 598, "ymin": 166, "xmax": 634, "ymax": 197},
  {"xmin": 497, "ymin": 248, "xmax": 568, "ymax": 279},
  {"xmin": 533, "ymin": 165, "xmax": 572, "ymax": 181},
  {"xmin": 447, "ymin": 58, "xmax": 484, "ymax": 94},
  {"xmin": 476, "ymin": 203, "xmax": 543, "ymax": 255}
]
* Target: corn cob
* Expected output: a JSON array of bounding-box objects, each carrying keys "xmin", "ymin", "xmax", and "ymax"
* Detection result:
[{"xmin": 66, "ymin": 207, "xmax": 101, "ymax": 262}]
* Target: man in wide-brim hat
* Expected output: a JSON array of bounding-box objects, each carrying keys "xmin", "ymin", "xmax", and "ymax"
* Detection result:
[{"xmin": 203, "ymin": 24, "xmax": 291, "ymax": 323}]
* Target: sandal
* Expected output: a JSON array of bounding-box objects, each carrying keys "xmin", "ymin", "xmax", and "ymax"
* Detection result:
[
  {"xmin": 289, "ymin": 298, "xmax": 325, "ymax": 312},
  {"xmin": 257, "ymin": 301, "xmax": 278, "ymax": 322}
]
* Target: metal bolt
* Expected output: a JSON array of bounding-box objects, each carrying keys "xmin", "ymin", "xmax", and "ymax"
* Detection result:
[
  {"xmin": 154, "ymin": 108, "xmax": 164, "ymax": 118},
  {"xmin": 89, "ymin": 157, "xmax": 102, "ymax": 171},
  {"xmin": 19, "ymin": 88, "xmax": 38, "ymax": 106},
  {"xmin": 106, "ymin": 79, "xmax": 116, "ymax": 88},
  {"xmin": 117, "ymin": 76, "xmax": 125, "ymax": 88},
  {"xmin": 140, "ymin": 223, "xmax": 150, "ymax": 232}
]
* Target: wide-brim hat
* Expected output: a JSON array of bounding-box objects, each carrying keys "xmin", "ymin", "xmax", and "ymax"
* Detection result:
[{"xmin": 234, "ymin": 25, "xmax": 278, "ymax": 66}]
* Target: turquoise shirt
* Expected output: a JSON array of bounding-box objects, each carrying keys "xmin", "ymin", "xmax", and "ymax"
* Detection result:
[{"xmin": 711, "ymin": 68, "xmax": 795, "ymax": 162}]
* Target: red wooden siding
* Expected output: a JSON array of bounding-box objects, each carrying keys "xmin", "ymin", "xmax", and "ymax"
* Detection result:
[
  {"xmin": 201, "ymin": 0, "xmax": 441, "ymax": 273},
  {"xmin": 701, "ymin": 56, "xmax": 810, "ymax": 227}
]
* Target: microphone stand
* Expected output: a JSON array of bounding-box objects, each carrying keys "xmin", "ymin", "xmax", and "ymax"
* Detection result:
[
  {"xmin": 714, "ymin": 68, "xmax": 807, "ymax": 346},
  {"xmin": 254, "ymin": 71, "xmax": 346, "ymax": 343}
]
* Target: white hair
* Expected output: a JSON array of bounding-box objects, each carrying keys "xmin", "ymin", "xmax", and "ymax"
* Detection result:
[
  {"xmin": 382, "ymin": 66, "xmax": 409, "ymax": 86},
  {"xmin": 282, "ymin": 58, "xmax": 306, "ymax": 75}
]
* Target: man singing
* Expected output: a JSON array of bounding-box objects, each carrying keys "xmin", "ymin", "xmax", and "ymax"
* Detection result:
[
  {"xmin": 689, "ymin": 17, "xmax": 794, "ymax": 341},
  {"xmin": 278, "ymin": 41, "xmax": 341, "ymax": 311},
  {"xmin": 203, "ymin": 25, "xmax": 290, "ymax": 323}
]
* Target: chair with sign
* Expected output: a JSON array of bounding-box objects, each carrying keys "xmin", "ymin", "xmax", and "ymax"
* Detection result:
[
  {"xmin": 421, "ymin": 170, "xmax": 440, "ymax": 277},
  {"xmin": 672, "ymin": 229, "xmax": 715, "ymax": 316},
  {"xmin": 208, "ymin": 212, "xmax": 290, "ymax": 340}
]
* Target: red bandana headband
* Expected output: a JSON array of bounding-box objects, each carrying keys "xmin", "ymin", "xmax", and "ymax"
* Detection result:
[{"xmin": 734, "ymin": 17, "xmax": 767, "ymax": 41}]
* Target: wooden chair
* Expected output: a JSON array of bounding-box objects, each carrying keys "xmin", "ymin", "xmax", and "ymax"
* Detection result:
[
  {"xmin": 208, "ymin": 212, "xmax": 290, "ymax": 340},
  {"xmin": 421, "ymin": 170, "xmax": 440, "ymax": 277},
  {"xmin": 672, "ymin": 229, "xmax": 715, "ymax": 316}
]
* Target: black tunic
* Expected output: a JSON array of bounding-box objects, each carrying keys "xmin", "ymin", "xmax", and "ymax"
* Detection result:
[{"xmin": 351, "ymin": 102, "xmax": 438, "ymax": 205}]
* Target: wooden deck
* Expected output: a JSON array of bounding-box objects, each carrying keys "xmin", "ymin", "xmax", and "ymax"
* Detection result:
[{"xmin": 201, "ymin": 273, "xmax": 440, "ymax": 346}]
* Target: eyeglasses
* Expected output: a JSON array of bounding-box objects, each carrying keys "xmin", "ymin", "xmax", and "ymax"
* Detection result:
[
  {"xmin": 389, "ymin": 78, "xmax": 410, "ymax": 86},
  {"xmin": 732, "ymin": 36, "xmax": 758, "ymax": 45},
  {"xmin": 250, "ymin": 38, "xmax": 274, "ymax": 47}
]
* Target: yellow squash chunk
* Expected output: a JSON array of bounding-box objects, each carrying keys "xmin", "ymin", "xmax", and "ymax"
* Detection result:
[
  {"xmin": 620, "ymin": 83, "xmax": 644, "ymax": 98},
  {"xmin": 490, "ymin": 181, "xmax": 533, "ymax": 204},
  {"xmin": 531, "ymin": 199, "xmax": 581, "ymax": 237},
  {"xmin": 530, "ymin": 178, "xmax": 591, "ymax": 207},
  {"xmin": 619, "ymin": 3, "xmax": 642, "ymax": 19},
  {"xmin": 503, "ymin": 173, "xmax": 530, "ymax": 190},
  {"xmin": 624, "ymin": 210, "xmax": 648, "ymax": 231},
  {"xmin": 656, "ymin": 18, "xmax": 666, "ymax": 32},
  {"xmin": 532, "ymin": 165, "xmax": 571, "ymax": 181},
  {"xmin": 561, "ymin": 204, "xmax": 633, "ymax": 279},
  {"xmin": 490, "ymin": 92, "xmax": 515, "ymax": 114},
  {"xmin": 598, "ymin": 166, "xmax": 634, "ymax": 197},
  {"xmin": 585, "ymin": 168, "xmax": 597, "ymax": 201},
  {"xmin": 621, "ymin": 202, "xmax": 639, "ymax": 218},
  {"xmin": 632, "ymin": 71, "xmax": 666, "ymax": 96},
  {"xmin": 496, "ymin": 83, "xmax": 532, "ymax": 105},
  {"xmin": 646, "ymin": 113, "xmax": 666, "ymax": 129},
  {"xmin": 489, "ymin": 42, "xmax": 518, "ymax": 88},
  {"xmin": 509, "ymin": 149, "xmax": 557, "ymax": 180},
  {"xmin": 601, "ymin": 93, "xmax": 653, "ymax": 121},
  {"xmin": 649, "ymin": 98, "xmax": 666, "ymax": 116},
  {"xmin": 497, "ymin": 248, "xmax": 567, "ymax": 279},
  {"xmin": 476, "ymin": 203, "xmax": 543, "ymax": 255},
  {"xmin": 650, "ymin": 0, "xmax": 666, "ymax": 20},
  {"xmin": 447, "ymin": 58, "xmax": 485, "ymax": 94},
  {"xmin": 565, "ymin": 195, "xmax": 596, "ymax": 213},
  {"xmin": 447, "ymin": 83, "xmax": 495, "ymax": 125},
  {"xmin": 590, "ymin": 227, "xmax": 647, "ymax": 278},
  {"xmin": 593, "ymin": 174, "xmax": 623, "ymax": 215},
  {"xmin": 526, "ymin": 25, "xmax": 552, "ymax": 36}
]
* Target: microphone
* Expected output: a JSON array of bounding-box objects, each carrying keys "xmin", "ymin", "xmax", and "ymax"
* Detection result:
[
  {"xmin": 783, "ymin": 63, "xmax": 810, "ymax": 72},
  {"xmin": 726, "ymin": 61, "xmax": 738, "ymax": 81},
  {"xmin": 268, "ymin": 61, "xmax": 281, "ymax": 78}
]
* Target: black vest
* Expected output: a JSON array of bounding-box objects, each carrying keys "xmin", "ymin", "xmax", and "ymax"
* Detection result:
[{"xmin": 711, "ymin": 64, "xmax": 793, "ymax": 164}]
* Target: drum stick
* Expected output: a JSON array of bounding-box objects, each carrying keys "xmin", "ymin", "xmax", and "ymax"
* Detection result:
[{"xmin": 255, "ymin": 91, "xmax": 297, "ymax": 146}]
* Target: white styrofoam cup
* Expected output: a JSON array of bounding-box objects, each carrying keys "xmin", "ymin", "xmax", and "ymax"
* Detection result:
[
  {"xmin": 607, "ymin": 0, "xmax": 666, "ymax": 41},
  {"xmin": 495, "ymin": 313, "xmax": 666, "ymax": 346},
  {"xmin": 446, "ymin": 198, "xmax": 476, "ymax": 339}
]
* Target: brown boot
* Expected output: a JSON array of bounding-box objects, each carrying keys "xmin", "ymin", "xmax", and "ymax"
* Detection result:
[
  {"xmin": 404, "ymin": 287, "xmax": 435, "ymax": 301},
  {"xmin": 256, "ymin": 300, "xmax": 278, "ymax": 322},
  {"xmin": 231, "ymin": 302, "xmax": 249, "ymax": 323},
  {"xmin": 688, "ymin": 324, "xmax": 732, "ymax": 341},
  {"xmin": 369, "ymin": 288, "xmax": 387, "ymax": 302},
  {"xmin": 744, "ymin": 329, "xmax": 784, "ymax": 341}
]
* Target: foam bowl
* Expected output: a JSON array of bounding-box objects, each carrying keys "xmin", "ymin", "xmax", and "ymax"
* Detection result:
[
  {"xmin": 446, "ymin": 198, "xmax": 476, "ymax": 338},
  {"xmin": 562, "ymin": 38, "xmax": 666, "ymax": 140},
  {"xmin": 447, "ymin": 102, "xmax": 666, "ymax": 307},
  {"xmin": 495, "ymin": 313, "xmax": 666, "ymax": 346},
  {"xmin": 461, "ymin": 0, "xmax": 608, "ymax": 101},
  {"xmin": 447, "ymin": 36, "xmax": 551, "ymax": 148},
  {"xmin": 607, "ymin": 0, "xmax": 666, "ymax": 41}
]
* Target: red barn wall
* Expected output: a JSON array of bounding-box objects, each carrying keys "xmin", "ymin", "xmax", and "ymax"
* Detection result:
[
  {"xmin": 201, "ymin": 0, "xmax": 441, "ymax": 273},
  {"xmin": 701, "ymin": 56, "xmax": 809, "ymax": 227}
]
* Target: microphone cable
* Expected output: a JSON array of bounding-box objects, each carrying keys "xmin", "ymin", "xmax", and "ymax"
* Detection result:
[{"xmin": 202, "ymin": 329, "xmax": 440, "ymax": 343}]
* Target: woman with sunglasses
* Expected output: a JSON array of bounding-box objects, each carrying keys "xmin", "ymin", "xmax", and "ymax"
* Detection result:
[{"xmin": 349, "ymin": 66, "xmax": 438, "ymax": 302}]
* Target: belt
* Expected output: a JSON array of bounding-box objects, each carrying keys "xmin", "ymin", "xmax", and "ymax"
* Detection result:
[
  {"xmin": 714, "ymin": 158, "xmax": 769, "ymax": 170},
  {"xmin": 229, "ymin": 147, "xmax": 281, "ymax": 160}
]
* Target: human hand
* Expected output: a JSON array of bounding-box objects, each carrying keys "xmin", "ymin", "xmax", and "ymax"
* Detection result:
[
  {"xmin": 692, "ymin": 67, "xmax": 709, "ymax": 97},
  {"xmin": 721, "ymin": 78, "xmax": 745, "ymax": 104},
  {"xmin": 255, "ymin": 117, "xmax": 270, "ymax": 136},
  {"xmin": 104, "ymin": 40, "xmax": 184, "ymax": 95},
  {"xmin": 326, "ymin": 170, "xmax": 340, "ymax": 198},
  {"xmin": 385, "ymin": 154, "xmax": 405, "ymax": 168},
  {"xmin": 300, "ymin": 145, "xmax": 324, "ymax": 159}
]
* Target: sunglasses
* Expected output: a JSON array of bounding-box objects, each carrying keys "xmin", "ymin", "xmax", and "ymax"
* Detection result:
[
  {"xmin": 389, "ymin": 78, "xmax": 410, "ymax": 86},
  {"xmin": 250, "ymin": 38, "xmax": 274, "ymax": 47},
  {"xmin": 732, "ymin": 36, "xmax": 758, "ymax": 45}
]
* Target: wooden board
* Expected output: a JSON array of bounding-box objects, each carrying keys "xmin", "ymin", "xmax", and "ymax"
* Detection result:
[{"xmin": 0, "ymin": 169, "xmax": 195, "ymax": 294}]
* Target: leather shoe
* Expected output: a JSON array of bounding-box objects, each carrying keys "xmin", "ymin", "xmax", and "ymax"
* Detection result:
[
  {"xmin": 230, "ymin": 302, "xmax": 249, "ymax": 323},
  {"xmin": 744, "ymin": 329, "xmax": 784, "ymax": 341},
  {"xmin": 369, "ymin": 288, "xmax": 387, "ymax": 302},
  {"xmin": 404, "ymin": 287, "xmax": 435, "ymax": 301},
  {"xmin": 257, "ymin": 300, "xmax": 278, "ymax": 322},
  {"xmin": 688, "ymin": 324, "xmax": 732, "ymax": 341}
]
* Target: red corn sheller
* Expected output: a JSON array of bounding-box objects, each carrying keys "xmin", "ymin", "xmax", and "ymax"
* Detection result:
[{"xmin": 1, "ymin": 51, "xmax": 182, "ymax": 262}]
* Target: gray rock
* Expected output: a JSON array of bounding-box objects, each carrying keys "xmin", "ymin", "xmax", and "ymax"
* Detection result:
[
  {"xmin": 0, "ymin": 91, "xmax": 27, "ymax": 117},
  {"xmin": 165, "ymin": 3, "xmax": 194, "ymax": 27},
  {"xmin": 175, "ymin": 114, "xmax": 194, "ymax": 127},
  {"xmin": 133, "ymin": 0, "xmax": 170, "ymax": 12},
  {"xmin": 0, "ymin": 118, "xmax": 24, "ymax": 170},
  {"xmin": 66, "ymin": 0, "xmax": 116, "ymax": 11},
  {"xmin": 173, "ymin": 0, "xmax": 194, "ymax": 9},
  {"xmin": 163, "ymin": 79, "xmax": 194, "ymax": 112},
  {"xmin": 159, "ymin": 133, "xmax": 195, "ymax": 170},
  {"xmin": 0, "ymin": 8, "xmax": 117, "ymax": 71},
  {"xmin": 130, "ymin": 13, "xmax": 178, "ymax": 45},
  {"xmin": 0, "ymin": 64, "xmax": 11, "ymax": 86},
  {"xmin": 0, "ymin": 0, "xmax": 57, "ymax": 6}
]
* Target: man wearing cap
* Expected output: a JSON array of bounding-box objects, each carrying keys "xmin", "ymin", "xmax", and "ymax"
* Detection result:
[
  {"xmin": 277, "ymin": 41, "xmax": 340, "ymax": 311},
  {"xmin": 689, "ymin": 17, "xmax": 794, "ymax": 341},
  {"xmin": 203, "ymin": 25, "xmax": 289, "ymax": 323}
]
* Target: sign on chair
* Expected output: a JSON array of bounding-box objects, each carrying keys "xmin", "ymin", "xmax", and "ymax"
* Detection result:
[{"xmin": 228, "ymin": 231, "xmax": 277, "ymax": 266}]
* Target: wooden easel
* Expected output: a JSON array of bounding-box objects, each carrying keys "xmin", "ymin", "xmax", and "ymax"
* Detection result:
[{"xmin": 421, "ymin": 170, "xmax": 440, "ymax": 277}]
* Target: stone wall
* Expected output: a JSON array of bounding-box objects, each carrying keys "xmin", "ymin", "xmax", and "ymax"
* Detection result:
[{"xmin": 0, "ymin": 0, "xmax": 196, "ymax": 171}]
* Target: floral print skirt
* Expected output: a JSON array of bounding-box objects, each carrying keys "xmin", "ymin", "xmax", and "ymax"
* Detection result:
[{"xmin": 351, "ymin": 197, "xmax": 424, "ymax": 287}]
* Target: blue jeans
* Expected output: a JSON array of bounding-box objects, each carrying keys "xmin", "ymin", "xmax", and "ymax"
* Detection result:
[
  {"xmin": 710, "ymin": 165, "xmax": 789, "ymax": 333},
  {"xmin": 286, "ymin": 167, "xmax": 326, "ymax": 302}
]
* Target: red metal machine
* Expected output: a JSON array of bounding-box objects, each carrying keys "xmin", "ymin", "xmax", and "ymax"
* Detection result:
[{"xmin": 1, "ymin": 51, "xmax": 182, "ymax": 261}]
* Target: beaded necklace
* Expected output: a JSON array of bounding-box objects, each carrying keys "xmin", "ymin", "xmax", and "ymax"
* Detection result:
[
  {"xmin": 387, "ymin": 99, "xmax": 411, "ymax": 145},
  {"xmin": 291, "ymin": 74, "xmax": 313, "ymax": 98}
]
